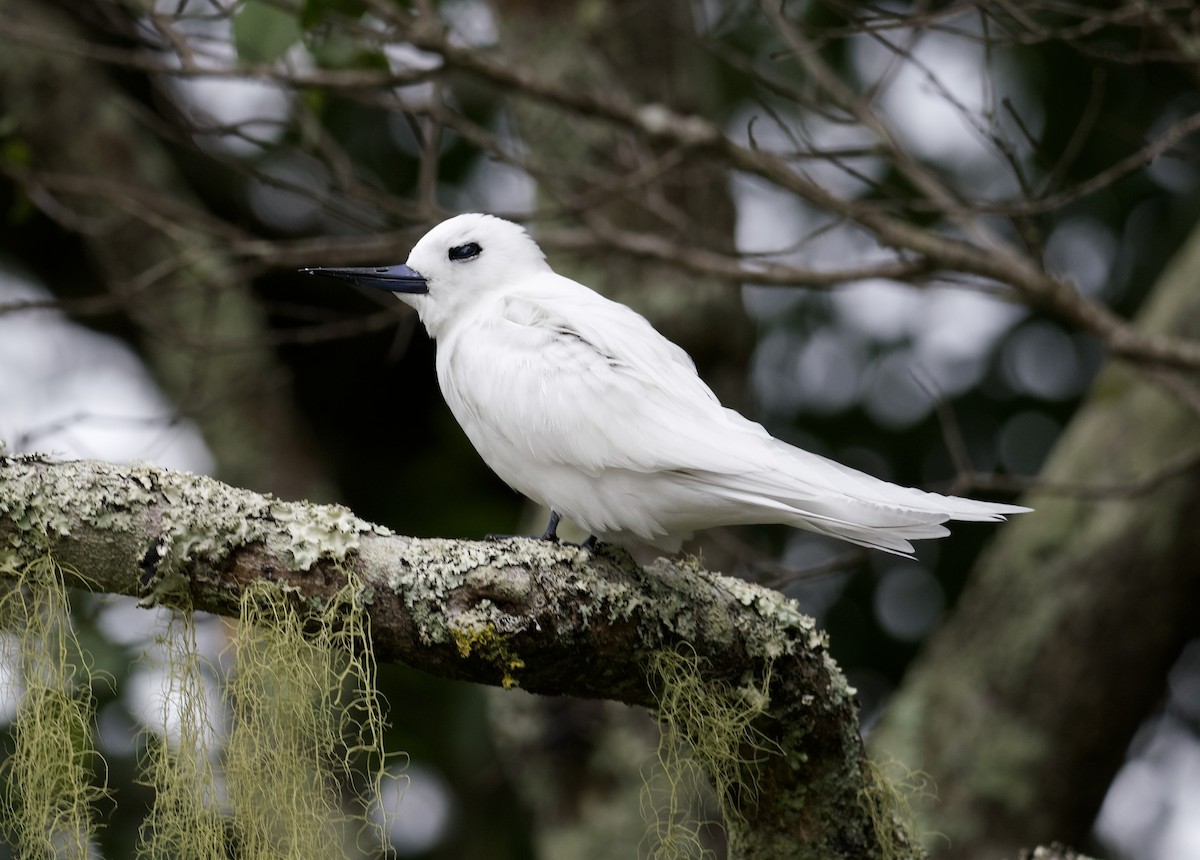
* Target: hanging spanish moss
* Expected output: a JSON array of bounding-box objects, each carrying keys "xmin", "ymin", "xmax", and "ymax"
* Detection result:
[
  {"xmin": 222, "ymin": 575, "xmax": 395, "ymax": 858},
  {"xmin": 642, "ymin": 647, "xmax": 776, "ymax": 859},
  {"xmin": 136, "ymin": 610, "xmax": 226, "ymax": 860},
  {"xmin": 0, "ymin": 552, "xmax": 107, "ymax": 859}
]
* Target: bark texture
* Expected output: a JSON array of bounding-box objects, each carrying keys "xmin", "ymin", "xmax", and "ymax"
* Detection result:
[
  {"xmin": 870, "ymin": 221, "xmax": 1200, "ymax": 858},
  {"xmin": 0, "ymin": 454, "xmax": 913, "ymax": 860}
]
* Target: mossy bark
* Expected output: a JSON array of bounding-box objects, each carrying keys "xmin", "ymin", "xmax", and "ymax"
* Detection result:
[
  {"xmin": 0, "ymin": 454, "xmax": 916, "ymax": 859},
  {"xmin": 870, "ymin": 221, "xmax": 1200, "ymax": 858}
]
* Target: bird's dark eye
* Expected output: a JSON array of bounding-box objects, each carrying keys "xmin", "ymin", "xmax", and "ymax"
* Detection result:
[{"xmin": 448, "ymin": 242, "xmax": 481, "ymax": 262}]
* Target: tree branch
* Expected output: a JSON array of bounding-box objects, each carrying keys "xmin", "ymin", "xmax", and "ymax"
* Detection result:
[
  {"xmin": 397, "ymin": 13, "xmax": 1200, "ymax": 372},
  {"xmin": 0, "ymin": 454, "xmax": 912, "ymax": 860}
]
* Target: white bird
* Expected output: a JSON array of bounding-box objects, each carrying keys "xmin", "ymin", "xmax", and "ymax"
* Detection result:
[{"xmin": 305, "ymin": 213, "xmax": 1028, "ymax": 556}]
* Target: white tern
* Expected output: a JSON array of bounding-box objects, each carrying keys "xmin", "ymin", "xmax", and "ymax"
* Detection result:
[{"xmin": 305, "ymin": 213, "xmax": 1029, "ymax": 555}]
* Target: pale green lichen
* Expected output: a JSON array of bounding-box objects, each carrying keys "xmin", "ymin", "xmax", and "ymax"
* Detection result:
[
  {"xmin": 0, "ymin": 458, "xmax": 392, "ymax": 605},
  {"xmin": 154, "ymin": 470, "xmax": 387, "ymax": 577},
  {"xmin": 388, "ymin": 538, "xmax": 494, "ymax": 605},
  {"xmin": 0, "ymin": 457, "xmax": 156, "ymax": 553},
  {"xmin": 155, "ymin": 468, "xmax": 270, "ymax": 571},
  {"xmin": 269, "ymin": 500, "xmax": 388, "ymax": 571},
  {"xmin": 380, "ymin": 537, "xmax": 591, "ymax": 649},
  {"xmin": 588, "ymin": 573, "xmax": 655, "ymax": 624},
  {"xmin": 388, "ymin": 536, "xmax": 585, "ymax": 598}
]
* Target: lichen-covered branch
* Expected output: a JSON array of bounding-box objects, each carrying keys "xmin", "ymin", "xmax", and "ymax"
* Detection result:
[{"xmin": 0, "ymin": 455, "xmax": 912, "ymax": 860}]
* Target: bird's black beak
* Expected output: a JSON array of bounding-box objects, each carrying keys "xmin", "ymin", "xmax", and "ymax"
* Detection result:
[{"xmin": 301, "ymin": 264, "xmax": 428, "ymax": 294}]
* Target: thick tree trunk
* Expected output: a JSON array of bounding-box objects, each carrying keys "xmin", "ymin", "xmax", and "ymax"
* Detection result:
[{"xmin": 870, "ymin": 221, "xmax": 1200, "ymax": 858}]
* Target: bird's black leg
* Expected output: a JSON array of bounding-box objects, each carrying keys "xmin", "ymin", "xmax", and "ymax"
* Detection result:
[
  {"xmin": 580, "ymin": 535, "xmax": 599, "ymax": 551},
  {"xmin": 540, "ymin": 510, "xmax": 562, "ymax": 542},
  {"xmin": 487, "ymin": 510, "xmax": 565, "ymax": 543}
]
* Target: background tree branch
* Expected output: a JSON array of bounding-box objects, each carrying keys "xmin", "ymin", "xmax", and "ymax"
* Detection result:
[{"xmin": 0, "ymin": 0, "xmax": 332, "ymax": 499}]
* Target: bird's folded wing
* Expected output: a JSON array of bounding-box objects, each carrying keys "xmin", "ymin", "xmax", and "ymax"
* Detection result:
[{"xmin": 441, "ymin": 279, "xmax": 773, "ymax": 476}]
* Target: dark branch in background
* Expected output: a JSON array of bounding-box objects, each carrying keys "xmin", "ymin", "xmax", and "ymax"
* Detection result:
[
  {"xmin": 82, "ymin": 1, "xmax": 1200, "ymax": 371},
  {"xmin": 415, "ymin": 3, "xmax": 1200, "ymax": 370},
  {"xmin": 706, "ymin": 527, "xmax": 870, "ymax": 589},
  {"xmin": 0, "ymin": 11, "xmax": 434, "ymax": 88},
  {"xmin": 541, "ymin": 221, "xmax": 936, "ymax": 287}
]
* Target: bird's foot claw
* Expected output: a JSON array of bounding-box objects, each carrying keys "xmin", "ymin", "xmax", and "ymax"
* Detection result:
[
  {"xmin": 484, "ymin": 533, "xmax": 597, "ymax": 550},
  {"xmin": 485, "ymin": 532, "xmax": 561, "ymax": 543},
  {"xmin": 488, "ymin": 514, "xmax": 595, "ymax": 549}
]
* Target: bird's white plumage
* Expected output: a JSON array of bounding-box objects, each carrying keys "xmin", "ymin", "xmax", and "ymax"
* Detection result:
[{"xmin": 389, "ymin": 213, "xmax": 1028, "ymax": 554}]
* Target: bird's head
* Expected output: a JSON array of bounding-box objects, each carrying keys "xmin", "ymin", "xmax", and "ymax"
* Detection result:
[{"xmin": 303, "ymin": 213, "xmax": 548, "ymax": 338}]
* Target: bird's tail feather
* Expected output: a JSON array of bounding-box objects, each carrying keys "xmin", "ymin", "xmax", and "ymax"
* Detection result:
[{"xmin": 680, "ymin": 457, "xmax": 1028, "ymax": 558}]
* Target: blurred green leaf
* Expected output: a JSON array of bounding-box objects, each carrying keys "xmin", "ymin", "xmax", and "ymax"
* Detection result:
[
  {"xmin": 7, "ymin": 190, "xmax": 34, "ymax": 225},
  {"xmin": 307, "ymin": 37, "xmax": 386, "ymax": 70},
  {"xmin": 355, "ymin": 49, "xmax": 390, "ymax": 70},
  {"xmin": 300, "ymin": 0, "xmax": 368, "ymax": 30},
  {"xmin": 1, "ymin": 139, "xmax": 31, "ymax": 168},
  {"xmin": 300, "ymin": 87, "xmax": 326, "ymax": 117},
  {"xmin": 233, "ymin": 0, "xmax": 303, "ymax": 64}
]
